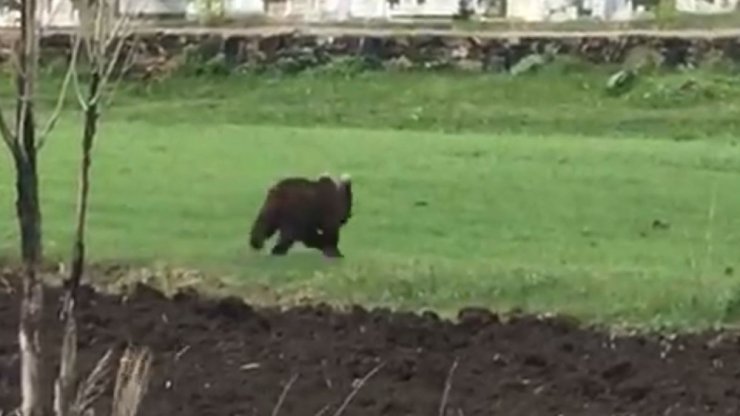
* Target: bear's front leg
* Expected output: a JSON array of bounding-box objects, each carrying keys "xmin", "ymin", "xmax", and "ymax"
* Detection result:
[{"xmin": 319, "ymin": 228, "xmax": 343, "ymax": 258}]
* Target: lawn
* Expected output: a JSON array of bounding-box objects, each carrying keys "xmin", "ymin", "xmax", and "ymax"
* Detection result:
[{"xmin": 2, "ymin": 70, "xmax": 740, "ymax": 329}]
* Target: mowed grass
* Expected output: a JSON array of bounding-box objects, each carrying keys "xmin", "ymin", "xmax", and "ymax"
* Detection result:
[{"xmin": 2, "ymin": 116, "xmax": 740, "ymax": 328}]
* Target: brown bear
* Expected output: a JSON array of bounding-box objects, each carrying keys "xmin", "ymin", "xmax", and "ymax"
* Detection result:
[{"xmin": 248, "ymin": 172, "xmax": 353, "ymax": 258}]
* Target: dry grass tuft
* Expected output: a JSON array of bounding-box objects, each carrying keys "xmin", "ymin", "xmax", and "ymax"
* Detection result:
[
  {"xmin": 71, "ymin": 348, "xmax": 116, "ymax": 415},
  {"xmin": 111, "ymin": 346, "xmax": 154, "ymax": 416}
]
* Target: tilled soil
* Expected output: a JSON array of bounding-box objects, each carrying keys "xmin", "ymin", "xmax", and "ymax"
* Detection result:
[{"xmin": 2, "ymin": 278, "xmax": 740, "ymax": 416}]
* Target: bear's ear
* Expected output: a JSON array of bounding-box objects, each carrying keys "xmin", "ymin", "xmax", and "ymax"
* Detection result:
[
  {"xmin": 317, "ymin": 172, "xmax": 337, "ymax": 187},
  {"xmin": 339, "ymin": 173, "xmax": 351, "ymax": 184}
]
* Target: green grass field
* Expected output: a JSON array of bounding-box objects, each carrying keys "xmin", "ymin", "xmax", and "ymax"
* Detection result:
[{"xmin": 2, "ymin": 69, "xmax": 740, "ymax": 329}]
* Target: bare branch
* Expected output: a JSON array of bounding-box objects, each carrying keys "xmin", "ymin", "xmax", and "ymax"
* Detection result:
[
  {"xmin": 272, "ymin": 374, "xmax": 299, "ymax": 416},
  {"xmin": 82, "ymin": 34, "xmax": 94, "ymax": 69},
  {"xmin": 8, "ymin": 45, "xmax": 25, "ymax": 80},
  {"xmin": 103, "ymin": 11, "xmax": 128, "ymax": 53},
  {"xmin": 332, "ymin": 361, "xmax": 385, "ymax": 416},
  {"xmin": 104, "ymin": 36, "xmax": 141, "ymax": 108},
  {"xmin": 36, "ymin": 33, "xmax": 83, "ymax": 150},
  {"xmin": 174, "ymin": 345, "xmax": 190, "ymax": 362},
  {"xmin": 93, "ymin": 0, "xmax": 105, "ymax": 66},
  {"xmin": 70, "ymin": 62, "xmax": 89, "ymax": 111},
  {"xmin": 93, "ymin": 14, "xmax": 135, "ymax": 105},
  {"xmin": 438, "ymin": 358, "xmax": 459, "ymax": 416},
  {"xmin": 313, "ymin": 404, "xmax": 331, "ymax": 416},
  {"xmin": 71, "ymin": 0, "xmax": 137, "ymax": 108},
  {"xmin": 107, "ymin": 15, "xmax": 134, "ymax": 64},
  {"xmin": 0, "ymin": 107, "xmax": 15, "ymax": 151},
  {"xmin": 93, "ymin": 32, "xmax": 129, "ymax": 105},
  {"xmin": 76, "ymin": 1, "xmax": 96, "ymax": 69}
]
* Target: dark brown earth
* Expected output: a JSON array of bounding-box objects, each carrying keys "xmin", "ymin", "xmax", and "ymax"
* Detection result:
[{"xmin": 2, "ymin": 274, "xmax": 740, "ymax": 416}]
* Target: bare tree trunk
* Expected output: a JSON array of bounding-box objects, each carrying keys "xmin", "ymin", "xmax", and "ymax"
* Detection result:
[
  {"xmin": 17, "ymin": 264, "xmax": 47, "ymax": 416},
  {"xmin": 15, "ymin": 63, "xmax": 49, "ymax": 416},
  {"xmin": 14, "ymin": 148, "xmax": 47, "ymax": 416},
  {"xmin": 5, "ymin": 0, "xmax": 132, "ymax": 414},
  {"xmin": 56, "ymin": 69, "xmax": 101, "ymax": 416},
  {"xmin": 12, "ymin": 143, "xmax": 42, "ymax": 267},
  {"xmin": 68, "ymin": 71, "xmax": 100, "ymax": 294},
  {"xmin": 15, "ymin": 0, "xmax": 42, "ymax": 268},
  {"xmin": 14, "ymin": 0, "xmax": 51, "ymax": 413}
]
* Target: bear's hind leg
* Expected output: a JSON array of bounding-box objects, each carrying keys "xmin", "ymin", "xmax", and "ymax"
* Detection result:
[
  {"xmin": 301, "ymin": 228, "xmax": 342, "ymax": 258},
  {"xmin": 271, "ymin": 226, "xmax": 297, "ymax": 256},
  {"xmin": 301, "ymin": 228, "xmax": 326, "ymax": 250}
]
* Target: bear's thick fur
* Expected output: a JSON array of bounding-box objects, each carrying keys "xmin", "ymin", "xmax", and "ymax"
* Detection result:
[{"xmin": 249, "ymin": 173, "xmax": 353, "ymax": 257}]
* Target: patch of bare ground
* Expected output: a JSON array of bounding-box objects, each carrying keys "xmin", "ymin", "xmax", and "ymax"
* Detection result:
[{"xmin": 1, "ymin": 266, "xmax": 740, "ymax": 415}]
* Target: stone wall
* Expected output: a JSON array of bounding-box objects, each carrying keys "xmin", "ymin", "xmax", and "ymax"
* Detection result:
[{"xmin": 7, "ymin": 28, "xmax": 740, "ymax": 76}]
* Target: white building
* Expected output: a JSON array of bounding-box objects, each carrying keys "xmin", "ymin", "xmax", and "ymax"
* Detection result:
[
  {"xmin": 119, "ymin": 0, "xmax": 187, "ymax": 16},
  {"xmin": 507, "ymin": 0, "xmax": 575, "ymax": 21},
  {"xmin": 268, "ymin": 0, "xmax": 473, "ymax": 20},
  {"xmin": 507, "ymin": 0, "xmax": 633, "ymax": 21},
  {"xmin": 348, "ymin": 0, "xmax": 388, "ymax": 18},
  {"xmin": 386, "ymin": 0, "xmax": 462, "ymax": 18},
  {"xmin": 676, "ymin": 0, "xmax": 738, "ymax": 13},
  {"xmin": 1, "ymin": 0, "xmax": 78, "ymax": 27},
  {"xmin": 5, "ymin": 0, "xmax": 736, "ymax": 26},
  {"xmin": 225, "ymin": 0, "xmax": 265, "ymax": 15},
  {"xmin": 125, "ymin": 0, "xmax": 264, "ymax": 18},
  {"xmin": 584, "ymin": 0, "xmax": 633, "ymax": 20}
]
